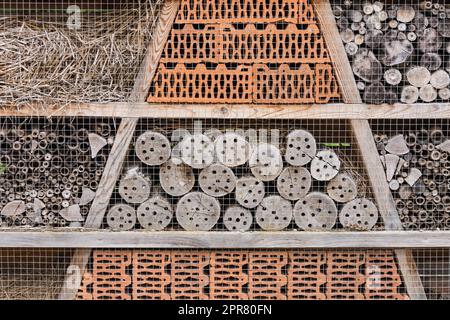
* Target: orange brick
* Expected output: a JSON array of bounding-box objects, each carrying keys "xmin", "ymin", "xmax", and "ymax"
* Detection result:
[
  {"xmin": 76, "ymin": 272, "xmax": 93, "ymax": 300},
  {"xmin": 299, "ymin": 0, "xmax": 316, "ymax": 24},
  {"xmin": 210, "ymin": 251, "xmax": 249, "ymax": 300},
  {"xmin": 288, "ymin": 251, "xmax": 326, "ymax": 300},
  {"xmin": 315, "ymin": 64, "xmax": 341, "ymax": 103},
  {"xmin": 248, "ymin": 251, "xmax": 287, "ymax": 300},
  {"xmin": 132, "ymin": 250, "xmax": 171, "ymax": 300},
  {"xmin": 171, "ymin": 251, "xmax": 209, "ymax": 299}
]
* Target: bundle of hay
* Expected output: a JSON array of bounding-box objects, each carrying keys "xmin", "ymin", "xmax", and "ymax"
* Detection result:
[{"xmin": 0, "ymin": 0, "xmax": 162, "ymax": 108}]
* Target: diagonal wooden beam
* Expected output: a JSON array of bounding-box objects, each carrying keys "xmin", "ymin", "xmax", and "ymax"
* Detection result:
[
  {"xmin": 314, "ymin": 0, "xmax": 427, "ymax": 300},
  {"xmin": 58, "ymin": 0, "xmax": 180, "ymax": 300}
]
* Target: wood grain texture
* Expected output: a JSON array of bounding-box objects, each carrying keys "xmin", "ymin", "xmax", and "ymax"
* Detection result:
[
  {"xmin": 1, "ymin": 231, "xmax": 449, "ymax": 248},
  {"xmin": 58, "ymin": 0, "xmax": 180, "ymax": 300},
  {"xmin": 314, "ymin": 0, "xmax": 426, "ymax": 300}
]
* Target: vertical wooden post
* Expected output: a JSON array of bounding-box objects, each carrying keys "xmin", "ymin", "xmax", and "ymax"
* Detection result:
[
  {"xmin": 58, "ymin": 0, "xmax": 180, "ymax": 300},
  {"xmin": 313, "ymin": 0, "xmax": 427, "ymax": 299}
]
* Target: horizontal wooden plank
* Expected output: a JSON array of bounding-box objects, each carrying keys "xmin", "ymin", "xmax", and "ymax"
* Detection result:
[
  {"xmin": 2, "ymin": 102, "xmax": 450, "ymax": 119},
  {"xmin": 0, "ymin": 231, "xmax": 449, "ymax": 248}
]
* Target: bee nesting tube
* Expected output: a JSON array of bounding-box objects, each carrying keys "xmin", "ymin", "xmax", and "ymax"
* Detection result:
[
  {"xmin": 223, "ymin": 206, "xmax": 253, "ymax": 232},
  {"xmin": 175, "ymin": 192, "xmax": 220, "ymax": 231},
  {"xmin": 284, "ymin": 130, "xmax": 317, "ymax": 166},
  {"xmin": 249, "ymin": 143, "xmax": 283, "ymax": 181},
  {"xmin": 310, "ymin": 150, "xmax": 341, "ymax": 181},
  {"xmin": 106, "ymin": 204, "xmax": 136, "ymax": 231},
  {"xmin": 214, "ymin": 132, "xmax": 251, "ymax": 167},
  {"xmin": 276, "ymin": 167, "xmax": 311, "ymax": 201},
  {"xmin": 255, "ymin": 196, "xmax": 292, "ymax": 231},
  {"xmin": 118, "ymin": 168, "xmax": 151, "ymax": 204},
  {"xmin": 159, "ymin": 160, "xmax": 195, "ymax": 197},
  {"xmin": 339, "ymin": 198, "xmax": 379, "ymax": 231},
  {"xmin": 199, "ymin": 163, "xmax": 236, "ymax": 197},
  {"xmin": 135, "ymin": 131, "xmax": 171, "ymax": 166},
  {"xmin": 235, "ymin": 176, "xmax": 265, "ymax": 209},
  {"xmin": 137, "ymin": 194, "xmax": 173, "ymax": 231},
  {"xmin": 293, "ymin": 192, "xmax": 337, "ymax": 231},
  {"xmin": 326, "ymin": 173, "xmax": 357, "ymax": 203},
  {"xmin": 180, "ymin": 134, "xmax": 215, "ymax": 169}
]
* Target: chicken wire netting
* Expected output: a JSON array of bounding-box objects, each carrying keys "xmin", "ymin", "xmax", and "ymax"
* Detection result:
[
  {"xmin": 332, "ymin": 0, "xmax": 450, "ymax": 104},
  {"xmin": 0, "ymin": 248, "xmax": 448, "ymax": 300},
  {"xmin": 0, "ymin": 0, "xmax": 163, "ymax": 107}
]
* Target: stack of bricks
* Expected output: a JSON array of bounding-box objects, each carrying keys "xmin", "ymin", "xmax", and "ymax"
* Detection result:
[
  {"xmin": 147, "ymin": 0, "xmax": 340, "ymax": 104},
  {"xmin": 77, "ymin": 249, "xmax": 408, "ymax": 300}
]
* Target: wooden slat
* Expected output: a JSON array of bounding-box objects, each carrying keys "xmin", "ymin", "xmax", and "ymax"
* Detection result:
[
  {"xmin": 0, "ymin": 231, "xmax": 449, "ymax": 248},
  {"xmin": 4, "ymin": 102, "xmax": 450, "ymax": 119},
  {"xmin": 314, "ymin": 0, "xmax": 427, "ymax": 300},
  {"xmin": 58, "ymin": 0, "xmax": 180, "ymax": 300}
]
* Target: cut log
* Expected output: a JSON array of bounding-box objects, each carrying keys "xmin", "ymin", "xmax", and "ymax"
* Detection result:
[
  {"xmin": 352, "ymin": 49, "xmax": 383, "ymax": 82},
  {"xmin": 59, "ymin": 205, "xmax": 83, "ymax": 222},
  {"xmin": 419, "ymin": 28, "xmax": 442, "ymax": 53},
  {"xmin": 339, "ymin": 198, "xmax": 379, "ymax": 230},
  {"xmin": 223, "ymin": 206, "xmax": 252, "ymax": 232},
  {"xmin": 420, "ymin": 53, "xmax": 442, "ymax": 71},
  {"xmin": 430, "ymin": 70, "xmax": 450, "ymax": 89},
  {"xmin": 199, "ymin": 163, "xmax": 236, "ymax": 197},
  {"xmin": 276, "ymin": 166, "xmax": 311, "ymax": 201},
  {"xmin": 381, "ymin": 37, "xmax": 413, "ymax": 66},
  {"xmin": 180, "ymin": 134, "xmax": 215, "ymax": 169},
  {"xmin": 349, "ymin": 10, "xmax": 363, "ymax": 22},
  {"xmin": 203, "ymin": 128, "xmax": 222, "ymax": 142},
  {"xmin": 407, "ymin": 32, "xmax": 417, "ymax": 41},
  {"xmin": 159, "ymin": 160, "xmax": 195, "ymax": 197},
  {"xmin": 345, "ymin": 42, "xmax": 359, "ymax": 55},
  {"xmin": 389, "ymin": 179, "xmax": 400, "ymax": 191},
  {"xmin": 118, "ymin": 168, "xmax": 151, "ymax": 204},
  {"xmin": 384, "ymin": 90, "xmax": 398, "ymax": 104},
  {"xmin": 135, "ymin": 131, "xmax": 171, "ymax": 166},
  {"xmin": 249, "ymin": 143, "xmax": 283, "ymax": 181},
  {"xmin": 405, "ymin": 168, "xmax": 422, "ymax": 186},
  {"xmin": 363, "ymin": 82, "xmax": 386, "ymax": 104},
  {"xmin": 385, "ymin": 154, "xmax": 400, "ymax": 181},
  {"xmin": 364, "ymin": 29, "xmax": 384, "ymax": 48},
  {"xmin": 397, "ymin": 6, "xmax": 416, "ymax": 23},
  {"xmin": 385, "ymin": 134, "xmax": 409, "ymax": 155},
  {"xmin": 439, "ymin": 88, "xmax": 450, "ymax": 100},
  {"xmin": 419, "ymin": 84, "xmax": 438, "ymax": 102},
  {"xmin": 136, "ymin": 195, "xmax": 173, "ymax": 231},
  {"xmin": 340, "ymin": 28, "xmax": 355, "ymax": 43},
  {"xmin": 293, "ymin": 192, "xmax": 337, "ymax": 231},
  {"xmin": 326, "ymin": 173, "xmax": 357, "ymax": 203},
  {"xmin": 255, "ymin": 196, "xmax": 292, "ymax": 231},
  {"xmin": 214, "ymin": 132, "xmax": 251, "ymax": 167},
  {"xmin": 413, "ymin": 12, "xmax": 429, "ymax": 30},
  {"xmin": 106, "ymin": 204, "xmax": 136, "ymax": 231},
  {"xmin": 436, "ymin": 140, "xmax": 450, "ymax": 153},
  {"xmin": 285, "ymin": 129, "xmax": 317, "ymax": 166},
  {"xmin": 175, "ymin": 192, "xmax": 220, "ymax": 231},
  {"xmin": 1, "ymin": 200, "xmax": 25, "ymax": 217},
  {"xmin": 363, "ymin": 2, "xmax": 374, "ymax": 15},
  {"xmin": 384, "ymin": 68, "xmax": 402, "ymax": 85},
  {"xmin": 399, "ymin": 185, "xmax": 413, "ymax": 200},
  {"xmin": 401, "ymin": 85, "xmax": 419, "ymax": 103},
  {"xmin": 88, "ymin": 133, "xmax": 107, "ymax": 159},
  {"xmin": 406, "ymin": 66, "xmax": 431, "ymax": 87},
  {"xmin": 79, "ymin": 188, "xmax": 96, "ymax": 206},
  {"xmin": 32, "ymin": 198, "xmax": 45, "ymax": 224},
  {"xmin": 235, "ymin": 176, "xmax": 265, "ymax": 209},
  {"xmin": 437, "ymin": 18, "xmax": 450, "ymax": 37},
  {"xmin": 310, "ymin": 150, "xmax": 341, "ymax": 181}
]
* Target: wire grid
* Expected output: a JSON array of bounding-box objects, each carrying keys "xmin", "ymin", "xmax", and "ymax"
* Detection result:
[
  {"xmin": 0, "ymin": 0, "xmax": 163, "ymax": 107},
  {"xmin": 332, "ymin": 0, "xmax": 450, "ymax": 104},
  {"xmin": 370, "ymin": 119, "xmax": 450, "ymax": 230},
  {"xmin": 147, "ymin": 0, "xmax": 341, "ymax": 104},
  {"xmin": 0, "ymin": 117, "xmax": 117, "ymax": 228}
]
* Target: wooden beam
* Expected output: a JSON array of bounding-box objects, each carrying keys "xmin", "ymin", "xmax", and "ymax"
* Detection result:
[
  {"xmin": 4, "ymin": 102, "xmax": 450, "ymax": 119},
  {"xmin": 58, "ymin": 0, "xmax": 180, "ymax": 300},
  {"xmin": 1, "ymin": 231, "xmax": 450, "ymax": 248},
  {"xmin": 314, "ymin": 0, "xmax": 427, "ymax": 300}
]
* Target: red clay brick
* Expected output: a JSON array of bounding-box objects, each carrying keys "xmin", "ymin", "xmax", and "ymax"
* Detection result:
[
  {"xmin": 176, "ymin": 0, "xmax": 299, "ymax": 24},
  {"xmin": 148, "ymin": 64, "xmax": 253, "ymax": 103},
  {"xmin": 365, "ymin": 250, "xmax": 408, "ymax": 300},
  {"xmin": 248, "ymin": 251, "xmax": 288, "ymax": 300},
  {"xmin": 210, "ymin": 251, "xmax": 249, "ymax": 300},
  {"xmin": 76, "ymin": 272, "xmax": 93, "ymax": 300},
  {"xmin": 161, "ymin": 24, "xmax": 220, "ymax": 64},
  {"xmin": 315, "ymin": 64, "xmax": 341, "ymax": 103},
  {"xmin": 299, "ymin": 0, "xmax": 316, "ymax": 24},
  {"xmin": 288, "ymin": 251, "xmax": 326, "ymax": 300},
  {"xmin": 170, "ymin": 251, "xmax": 209, "ymax": 300},
  {"xmin": 132, "ymin": 250, "xmax": 171, "ymax": 300},
  {"xmin": 326, "ymin": 251, "xmax": 365, "ymax": 300},
  {"xmin": 92, "ymin": 250, "xmax": 132, "ymax": 300},
  {"xmin": 220, "ymin": 24, "xmax": 331, "ymax": 64}
]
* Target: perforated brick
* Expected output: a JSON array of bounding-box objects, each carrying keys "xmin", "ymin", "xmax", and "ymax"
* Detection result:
[
  {"xmin": 288, "ymin": 251, "xmax": 326, "ymax": 300},
  {"xmin": 92, "ymin": 250, "xmax": 132, "ymax": 300},
  {"xmin": 170, "ymin": 251, "xmax": 209, "ymax": 300},
  {"xmin": 299, "ymin": 0, "xmax": 316, "ymax": 24},
  {"xmin": 176, "ymin": 0, "xmax": 299, "ymax": 24},
  {"xmin": 365, "ymin": 250, "xmax": 408, "ymax": 300},
  {"xmin": 314, "ymin": 64, "xmax": 341, "ymax": 103},
  {"xmin": 220, "ymin": 24, "xmax": 330, "ymax": 64},
  {"xmin": 148, "ymin": 64, "xmax": 253, "ymax": 103},
  {"xmin": 161, "ymin": 24, "xmax": 220, "ymax": 64},
  {"xmin": 132, "ymin": 250, "xmax": 171, "ymax": 300},
  {"xmin": 76, "ymin": 272, "xmax": 93, "ymax": 300},
  {"xmin": 210, "ymin": 251, "xmax": 249, "ymax": 300},
  {"xmin": 326, "ymin": 251, "xmax": 365, "ymax": 300},
  {"xmin": 248, "ymin": 251, "xmax": 287, "ymax": 300}
]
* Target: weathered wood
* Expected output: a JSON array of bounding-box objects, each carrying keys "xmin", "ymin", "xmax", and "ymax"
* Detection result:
[
  {"xmin": 327, "ymin": 173, "xmax": 357, "ymax": 203},
  {"xmin": 285, "ymin": 130, "xmax": 317, "ymax": 166},
  {"xmin": 235, "ymin": 176, "xmax": 265, "ymax": 209},
  {"xmin": 118, "ymin": 168, "xmax": 151, "ymax": 204},
  {"xmin": 277, "ymin": 167, "xmax": 311, "ymax": 201},
  {"xmin": 214, "ymin": 132, "xmax": 251, "ymax": 167},
  {"xmin": 135, "ymin": 131, "xmax": 171, "ymax": 166},
  {"xmin": 199, "ymin": 163, "xmax": 236, "ymax": 197},
  {"xmin": 223, "ymin": 206, "xmax": 252, "ymax": 232},
  {"xmin": 339, "ymin": 198, "xmax": 379, "ymax": 230},
  {"xmin": 249, "ymin": 143, "xmax": 283, "ymax": 181},
  {"xmin": 385, "ymin": 134, "xmax": 409, "ymax": 155},
  {"xmin": 310, "ymin": 150, "xmax": 341, "ymax": 181},
  {"xmin": 106, "ymin": 204, "xmax": 136, "ymax": 231},
  {"xmin": 255, "ymin": 196, "xmax": 292, "ymax": 231},
  {"xmin": 419, "ymin": 84, "xmax": 438, "ymax": 102},
  {"xmin": 406, "ymin": 67, "xmax": 431, "ymax": 88},
  {"xmin": 159, "ymin": 160, "xmax": 195, "ymax": 196},
  {"xmin": 401, "ymin": 86, "xmax": 420, "ymax": 104},
  {"xmin": 384, "ymin": 68, "xmax": 402, "ymax": 85},
  {"xmin": 136, "ymin": 195, "xmax": 173, "ymax": 231},
  {"xmin": 59, "ymin": 205, "xmax": 83, "ymax": 222},
  {"xmin": 87, "ymin": 133, "xmax": 107, "ymax": 158},
  {"xmin": 176, "ymin": 192, "xmax": 220, "ymax": 231},
  {"xmin": 180, "ymin": 134, "xmax": 215, "ymax": 169},
  {"xmin": 293, "ymin": 192, "xmax": 337, "ymax": 231}
]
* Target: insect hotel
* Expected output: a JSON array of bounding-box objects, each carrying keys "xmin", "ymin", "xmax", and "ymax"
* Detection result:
[{"xmin": 0, "ymin": 0, "xmax": 449, "ymax": 300}]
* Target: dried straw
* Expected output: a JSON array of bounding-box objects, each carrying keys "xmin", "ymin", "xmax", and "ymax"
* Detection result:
[{"xmin": 0, "ymin": 0, "xmax": 163, "ymax": 109}]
